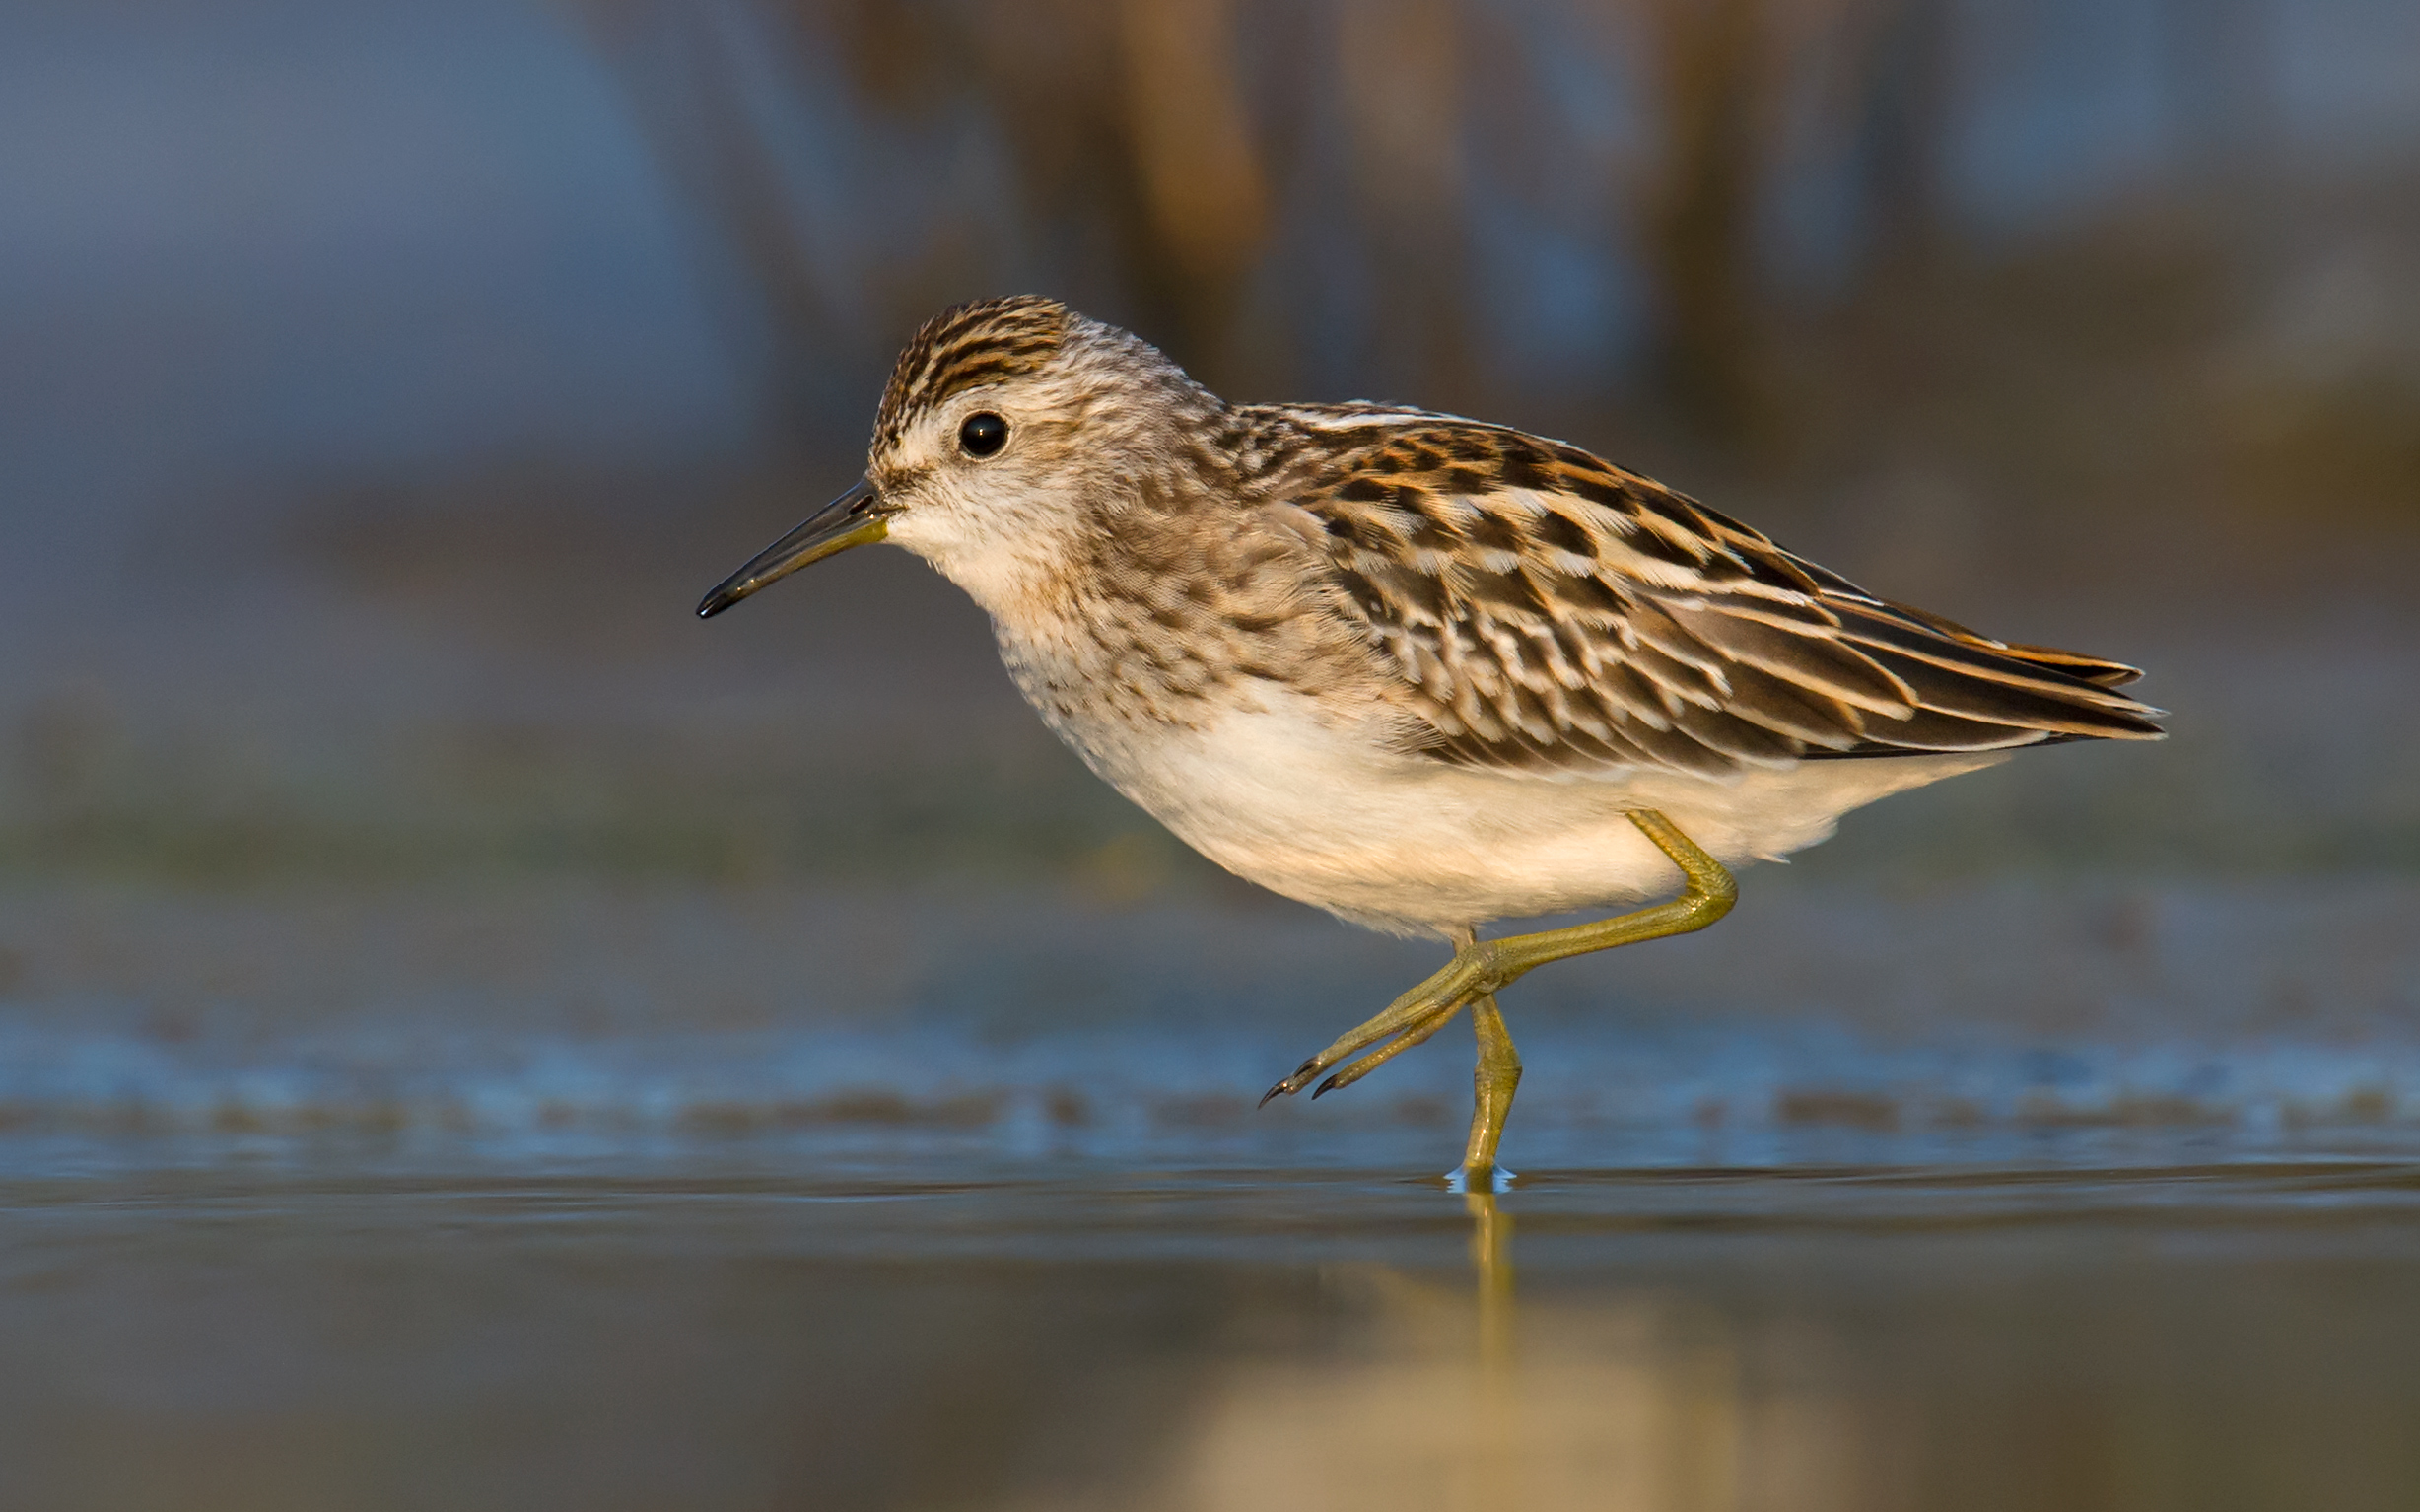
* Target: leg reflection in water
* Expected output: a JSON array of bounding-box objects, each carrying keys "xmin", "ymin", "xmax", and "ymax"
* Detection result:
[
  {"xmin": 1467, "ymin": 1189, "xmax": 1514, "ymax": 1352},
  {"xmin": 1466, "ymin": 1189, "xmax": 1523, "ymax": 1506}
]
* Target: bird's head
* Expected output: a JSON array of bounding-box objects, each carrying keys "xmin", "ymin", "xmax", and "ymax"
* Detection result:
[{"xmin": 697, "ymin": 297, "xmax": 1218, "ymax": 620}]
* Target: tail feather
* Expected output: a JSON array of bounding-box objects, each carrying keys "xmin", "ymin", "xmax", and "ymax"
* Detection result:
[{"xmin": 1994, "ymin": 642, "xmax": 2145, "ymax": 689}]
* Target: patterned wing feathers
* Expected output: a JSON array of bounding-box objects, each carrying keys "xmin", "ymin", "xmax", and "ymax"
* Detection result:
[{"xmin": 1277, "ymin": 411, "xmax": 2164, "ymax": 780}]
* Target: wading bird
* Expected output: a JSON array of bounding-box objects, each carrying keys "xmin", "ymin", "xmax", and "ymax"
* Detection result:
[{"xmin": 700, "ymin": 298, "xmax": 2162, "ymax": 1182}]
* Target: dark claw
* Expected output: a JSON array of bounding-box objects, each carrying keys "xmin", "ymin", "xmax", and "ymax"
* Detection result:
[
  {"xmin": 1312, "ymin": 1074, "xmax": 1343, "ymax": 1098},
  {"xmin": 1257, "ymin": 1059, "xmax": 1326, "ymax": 1108}
]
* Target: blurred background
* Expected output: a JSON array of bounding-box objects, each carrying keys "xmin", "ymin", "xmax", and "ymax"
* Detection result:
[
  {"xmin": 5, "ymin": 0, "xmax": 2416, "ymax": 903},
  {"xmin": 4, "ymin": 2, "xmax": 2420, "ymax": 1507}
]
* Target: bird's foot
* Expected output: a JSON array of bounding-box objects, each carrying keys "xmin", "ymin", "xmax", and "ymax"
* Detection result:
[
  {"xmin": 1444, "ymin": 1163, "xmax": 1517, "ymax": 1195},
  {"xmin": 1258, "ymin": 941, "xmax": 1519, "ymax": 1106}
]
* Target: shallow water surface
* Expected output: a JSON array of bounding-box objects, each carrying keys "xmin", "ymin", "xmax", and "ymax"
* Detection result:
[
  {"xmin": 6, "ymin": 1156, "xmax": 2420, "ymax": 1512},
  {"xmin": 4, "ymin": 881, "xmax": 2418, "ymax": 1509}
]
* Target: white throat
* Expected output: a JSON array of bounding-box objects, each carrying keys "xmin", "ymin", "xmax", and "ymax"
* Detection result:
[{"xmin": 883, "ymin": 507, "xmax": 1085, "ymax": 623}]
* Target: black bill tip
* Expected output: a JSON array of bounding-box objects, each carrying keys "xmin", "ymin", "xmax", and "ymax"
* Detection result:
[{"xmin": 696, "ymin": 478, "xmax": 884, "ymax": 620}]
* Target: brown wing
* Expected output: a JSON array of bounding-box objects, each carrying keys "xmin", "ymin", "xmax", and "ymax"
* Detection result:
[{"xmin": 1264, "ymin": 407, "xmax": 2165, "ymax": 780}]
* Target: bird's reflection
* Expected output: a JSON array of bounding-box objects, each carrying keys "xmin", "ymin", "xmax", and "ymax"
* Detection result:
[{"xmin": 1155, "ymin": 1181, "xmax": 1773, "ymax": 1508}]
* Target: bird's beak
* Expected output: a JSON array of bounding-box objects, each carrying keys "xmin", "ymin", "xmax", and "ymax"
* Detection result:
[{"xmin": 697, "ymin": 478, "xmax": 887, "ymax": 619}]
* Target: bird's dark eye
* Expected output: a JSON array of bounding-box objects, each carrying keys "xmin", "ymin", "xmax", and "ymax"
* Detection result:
[{"xmin": 958, "ymin": 412, "xmax": 1009, "ymax": 458}]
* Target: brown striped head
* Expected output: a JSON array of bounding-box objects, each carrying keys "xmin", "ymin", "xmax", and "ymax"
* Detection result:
[
  {"xmin": 851, "ymin": 298, "xmax": 1223, "ymax": 612},
  {"xmin": 704, "ymin": 299, "xmax": 1082, "ymax": 616},
  {"xmin": 700, "ymin": 297, "xmax": 1226, "ymax": 622}
]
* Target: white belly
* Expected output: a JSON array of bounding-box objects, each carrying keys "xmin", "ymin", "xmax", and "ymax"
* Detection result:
[{"xmin": 1055, "ymin": 690, "xmax": 2005, "ymax": 936}]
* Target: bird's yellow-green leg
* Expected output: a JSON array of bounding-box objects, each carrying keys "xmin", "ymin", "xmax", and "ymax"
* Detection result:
[
  {"xmin": 1463, "ymin": 994, "xmax": 1522, "ymax": 1179},
  {"xmin": 1260, "ymin": 810, "xmax": 1738, "ymax": 1147}
]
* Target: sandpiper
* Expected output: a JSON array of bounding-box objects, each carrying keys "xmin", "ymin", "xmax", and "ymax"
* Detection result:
[{"xmin": 699, "ymin": 296, "xmax": 2163, "ymax": 1180}]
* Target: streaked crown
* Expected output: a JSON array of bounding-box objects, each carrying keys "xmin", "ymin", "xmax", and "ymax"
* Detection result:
[{"xmin": 872, "ymin": 296, "xmax": 1072, "ymax": 454}]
